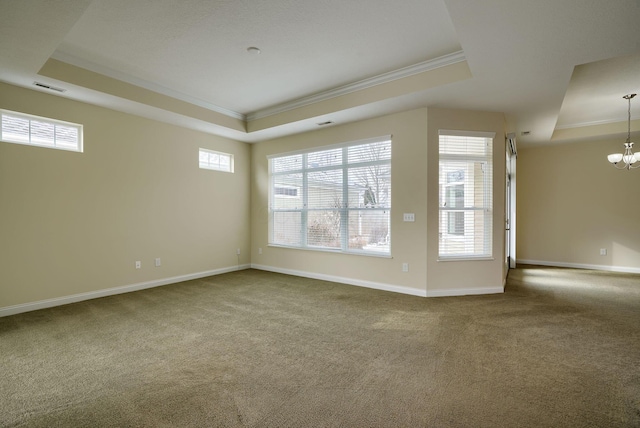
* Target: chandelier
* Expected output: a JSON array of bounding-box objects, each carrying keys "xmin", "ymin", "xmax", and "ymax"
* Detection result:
[{"xmin": 607, "ymin": 94, "xmax": 639, "ymax": 170}]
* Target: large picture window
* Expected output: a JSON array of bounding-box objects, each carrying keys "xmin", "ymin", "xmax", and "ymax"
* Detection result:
[
  {"xmin": 269, "ymin": 136, "xmax": 391, "ymax": 256},
  {"xmin": 438, "ymin": 130, "xmax": 494, "ymax": 259}
]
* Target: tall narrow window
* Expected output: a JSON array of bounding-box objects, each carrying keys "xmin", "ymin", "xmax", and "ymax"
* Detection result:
[
  {"xmin": 269, "ymin": 136, "xmax": 391, "ymax": 256},
  {"xmin": 0, "ymin": 109, "xmax": 83, "ymax": 152},
  {"xmin": 438, "ymin": 130, "xmax": 494, "ymax": 259}
]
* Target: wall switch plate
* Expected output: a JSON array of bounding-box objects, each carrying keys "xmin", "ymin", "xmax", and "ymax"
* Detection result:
[
  {"xmin": 135, "ymin": 261, "xmax": 141, "ymax": 269},
  {"xmin": 403, "ymin": 213, "xmax": 415, "ymax": 222},
  {"xmin": 155, "ymin": 258, "xmax": 161, "ymax": 267},
  {"xmin": 402, "ymin": 263, "xmax": 409, "ymax": 272},
  {"xmin": 600, "ymin": 248, "xmax": 607, "ymax": 256}
]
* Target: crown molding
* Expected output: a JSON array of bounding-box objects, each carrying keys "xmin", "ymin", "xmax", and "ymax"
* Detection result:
[
  {"xmin": 555, "ymin": 116, "xmax": 640, "ymax": 130},
  {"xmin": 246, "ymin": 50, "xmax": 466, "ymax": 121},
  {"xmin": 50, "ymin": 51, "xmax": 246, "ymax": 121},
  {"xmin": 48, "ymin": 50, "xmax": 466, "ymax": 126}
]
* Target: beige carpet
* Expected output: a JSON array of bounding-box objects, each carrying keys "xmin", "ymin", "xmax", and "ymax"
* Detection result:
[{"xmin": 1, "ymin": 266, "xmax": 639, "ymax": 427}]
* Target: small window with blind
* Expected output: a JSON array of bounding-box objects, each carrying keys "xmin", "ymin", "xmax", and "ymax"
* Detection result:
[
  {"xmin": 438, "ymin": 130, "xmax": 494, "ymax": 260},
  {"xmin": 0, "ymin": 109, "xmax": 83, "ymax": 152},
  {"xmin": 199, "ymin": 148, "xmax": 234, "ymax": 173},
  {"xmin": 268, "ymin": 136, "xmax": 391, "ymax": 256}
]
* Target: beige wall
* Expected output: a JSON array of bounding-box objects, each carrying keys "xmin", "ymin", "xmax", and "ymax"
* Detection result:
[
  {"xmin": 251, "ymin": 107, "xmax": 507, "ymax": 295},
  {"xmin": 1, "ymin": 83, "xmax": 510, "ymax": 312},
  {"xmin": 426, "ymin": 108, "xmax": 506, "ymax": 294},
  {"xmin": 251, "ymin": 109, "xmax": 430, "ymax": 294},
  {"xmin": 518, "ymin": 139, "xmax": 640, "ymax": 271},
  {"xmin": 0, "ymin": 82, "xmax": 251, "ymax": 309}
]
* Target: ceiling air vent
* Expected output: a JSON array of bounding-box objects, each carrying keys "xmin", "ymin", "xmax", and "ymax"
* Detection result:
[{"xmin": 33, "ymin": 82, "xmax": 66, "ymax": 93}]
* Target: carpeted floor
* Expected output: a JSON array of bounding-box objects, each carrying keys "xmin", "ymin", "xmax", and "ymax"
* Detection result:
[{"xmin": 1, "ymin": 266, "xmax": 639, "ymax": 427}]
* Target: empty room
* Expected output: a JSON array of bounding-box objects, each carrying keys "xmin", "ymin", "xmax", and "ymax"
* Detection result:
[{"xmin": 1, "ymin": 1, "xmax": 639, "ymax": 426}]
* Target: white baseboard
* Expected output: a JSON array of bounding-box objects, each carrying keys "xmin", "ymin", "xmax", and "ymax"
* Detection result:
[
  {"xmin": 251, "ymin": 263, "xmax": 428, "ymax": 297},
  {"xmin": 0, "ymin": 264, "xmax": 251, "ymax": 318},
  {"xmin": 518, "ymin": 259, "xmax": 640, "ymax": 274},
  {"xmin": 426, "ymin": 286, "xmax": 504, "ymax": 297},
  {"xmin": 251, "ymin": 264, "xmax": 504, "ymax": 298}
]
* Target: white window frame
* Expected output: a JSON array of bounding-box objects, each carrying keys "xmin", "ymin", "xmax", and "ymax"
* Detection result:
[
  {"xmin": 199, "ymin": 148, "xmax": 234, "ymax": 173},
  {"xmin": 444, "ymin": 178, "xmax": 465, "ymax": 236},
  {"xmin": 274, "ymin": 185, "xmax": 300, "ymax": 198},
  {"xmin": 268, "ymin": 135, "xmax": 392, "ymax": 257},
  {"xmin": 438, "ymin": 130, "xmax": 494, "ymax": 261},
  {"xmin": 0, "ymin": 109, "xmax": 83, "ymax": 152}
]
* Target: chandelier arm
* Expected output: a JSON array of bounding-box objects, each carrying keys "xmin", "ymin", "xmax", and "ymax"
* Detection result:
[{"xmin": 611, "ymin": 161, "xmax": 629, "ymax": 170}]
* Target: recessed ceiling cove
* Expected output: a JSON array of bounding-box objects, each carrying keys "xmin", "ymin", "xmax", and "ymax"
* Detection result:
[{"xmin": 53, "ymin": 0, "xmax": 461, "ymax": 116}]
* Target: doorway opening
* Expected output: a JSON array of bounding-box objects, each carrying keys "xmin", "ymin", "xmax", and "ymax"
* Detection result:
[{"xmin": 506, "ymin": 133, "xmax": 517, "ymax": 270}]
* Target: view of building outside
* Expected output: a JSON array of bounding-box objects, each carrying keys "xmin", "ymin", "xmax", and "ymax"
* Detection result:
[
  {"xmin": 438, "ymin": 132, "xmax": 493, "ymax": 258},
  {"xmin": 270, "ymin": 139, "xmax": 391, "ymax": 255}
]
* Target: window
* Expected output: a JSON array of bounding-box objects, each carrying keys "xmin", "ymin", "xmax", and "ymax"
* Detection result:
[
  {"xmin": 1, "ymin": 109, "xmax": 83, "ymax": 152},
  {"xmin": 199, "ymin": 148, "xmax": 234, "ymax": 173},
  {"xmin": 269, "ymin": 136, "xmax": 391, "ymax": 256},
  {"xmin": 274, "ymin": 186, "xmax": 299, "ymax": 198},
  {"xmin": 438, "ymin": 130, "xmax": 494, "ymax": 259}
]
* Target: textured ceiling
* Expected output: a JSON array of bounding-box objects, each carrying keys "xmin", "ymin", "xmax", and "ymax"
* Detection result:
[
  {"xmin": 56, "ymin": 0, "xmax": 461, "ymax": 115},
  {"xmin": 1, "ymin": 0, "xmax": 640, "ymax": 145}
]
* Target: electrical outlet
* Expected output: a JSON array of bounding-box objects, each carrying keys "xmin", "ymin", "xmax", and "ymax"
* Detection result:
[
  {"xmin": 236, "ymin": 248, "xmax": 241, "ymax": 255},
  {"xmin": 258, "ymin": 247, "xmax": 262, "ymax": 255},
  {"xmin": 135, "ymin": 261, "xmax": 141, "ymax": 269},
  {"xmin": 155, "ymin": 258, "xmax": 161, "ymax": 267},
  {"xmin": 600, "ymin": 248, "xmax": 607, "ymax": 256},
  {"xmin": 402, "ymin": 263, "xmax": 409, "ymax": 272}
]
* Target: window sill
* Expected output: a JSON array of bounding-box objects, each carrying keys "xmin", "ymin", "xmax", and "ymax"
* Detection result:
[
  {"xmin": 268, "ymin": 244, "xmax": 392, "ymax": 259},
  {"xmin": 437, "ymin": 256, "xmax": 495, "ymax": 262}
]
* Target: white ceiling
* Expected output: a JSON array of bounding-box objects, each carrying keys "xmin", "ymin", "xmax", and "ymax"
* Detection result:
[
  {"xmin": 556, "ymin": 54, "xmax": 640, "ymax": 129},
  {"xmin": 1, "ymin": 0, "xmax": 640, "ymax": 146}
]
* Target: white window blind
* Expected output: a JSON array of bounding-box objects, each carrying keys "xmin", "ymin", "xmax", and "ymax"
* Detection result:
[
  {"xmin": 0, "ymin": 109, "xmax": 83, "ymax": 152},
  {"xmin": 199, "ymin": 148, "xmax": 234, "ymax": 173},
  {"xmin": 269, "ymin": 136, "xmax": 391, "ymax": 256},
  {"xmin": 438, "ymin": 130, "xmax": 494, "ymax": 259}
]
